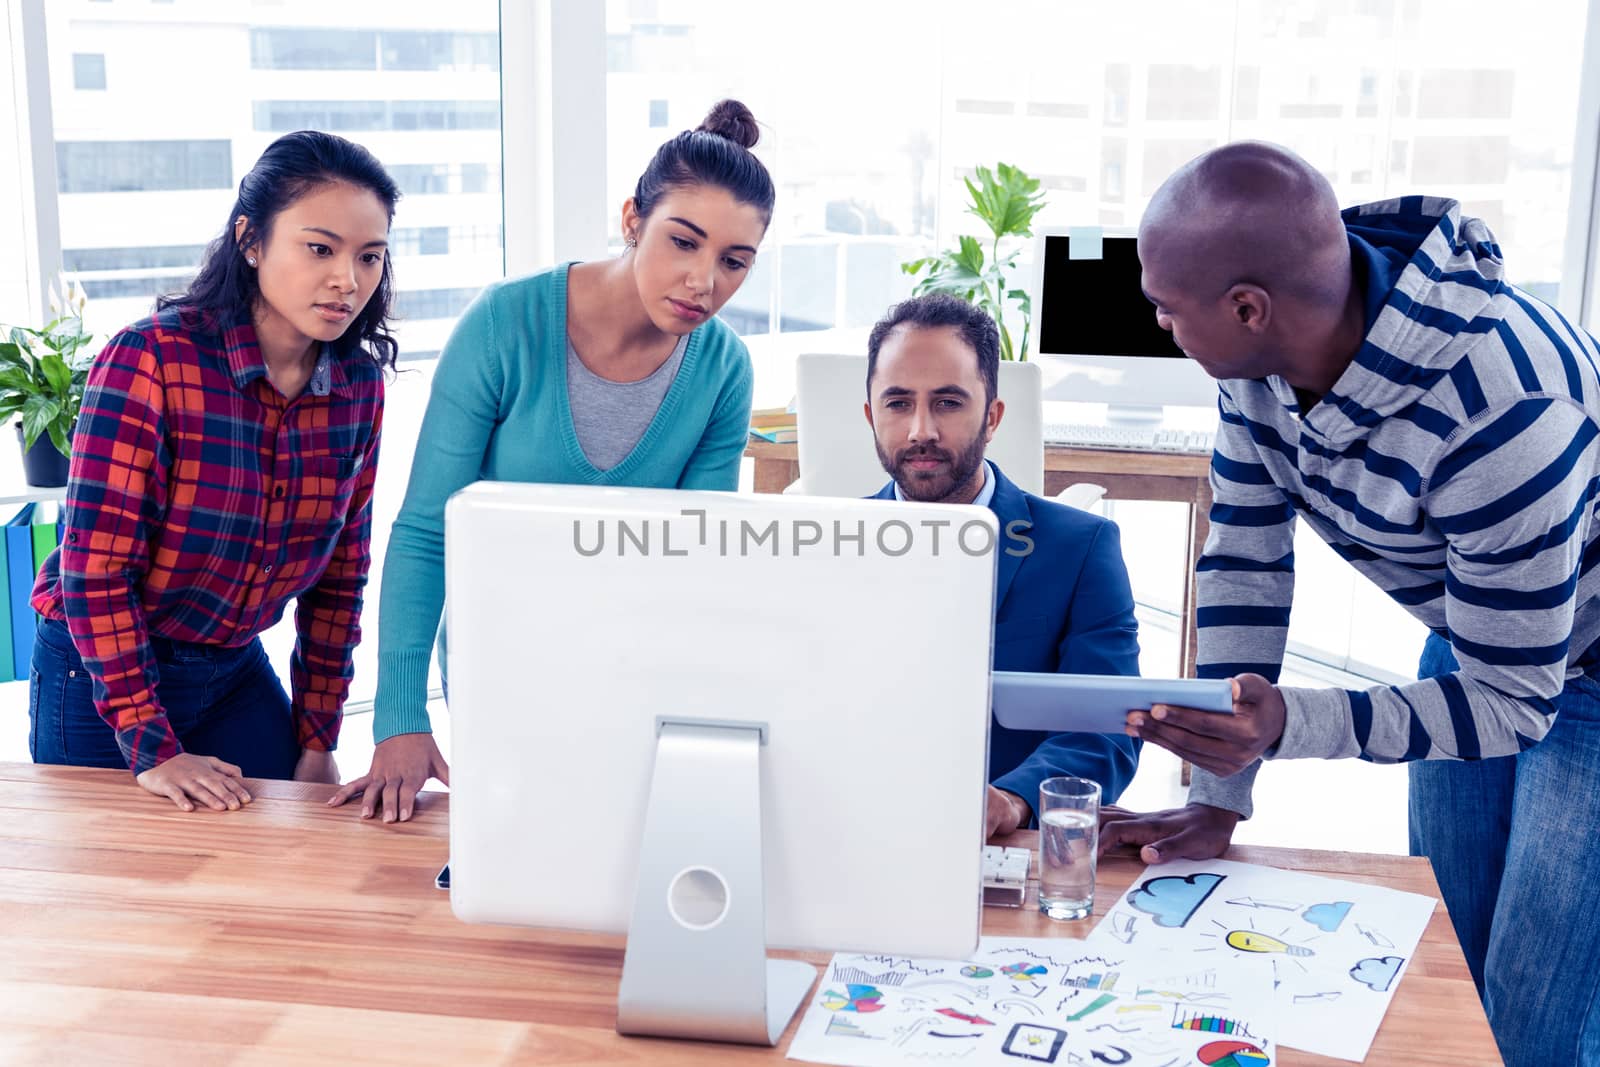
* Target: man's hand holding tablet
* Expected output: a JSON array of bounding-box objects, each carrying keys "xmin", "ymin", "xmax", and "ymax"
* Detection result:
[
  {"xmin": 1100, "ymin": 674, "xmax": 1289, "ymax": 866},
  {"xmin": 1124, "ymin": 673, "xmax": 1287, "ymax": 777}
]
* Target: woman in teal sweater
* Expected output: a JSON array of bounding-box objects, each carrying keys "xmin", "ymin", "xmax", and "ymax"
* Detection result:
[{"xmin": 333, "ymin": 100, "xmax": 774, "ymax": 822}]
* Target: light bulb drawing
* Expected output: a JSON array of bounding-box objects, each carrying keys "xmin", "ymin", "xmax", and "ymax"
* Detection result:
[{"xmin": 1225, "ymin": 930, "xmax": 1315, "ymax": 957}]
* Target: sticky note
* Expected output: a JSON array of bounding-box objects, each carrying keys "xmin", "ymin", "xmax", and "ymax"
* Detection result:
[{"xmin": 1067, "ymin": 226, "xmax": 1103, "ymax": 260}]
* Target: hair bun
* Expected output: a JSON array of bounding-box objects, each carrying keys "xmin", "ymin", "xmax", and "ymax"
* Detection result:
[{"xmin": 696, "ymin": 99, "xmax": 760, "ymax": 150}]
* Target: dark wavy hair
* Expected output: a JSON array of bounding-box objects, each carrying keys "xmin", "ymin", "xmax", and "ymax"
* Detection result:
[
  {"xmin": 159, "ymin": 130, "xmax": 402, "ymax": 371},
  {"xmin": 633, "ymin": 99, "xmax": 776, "ymax": 225},
  {"xmin": 867, "ymin": 294, "xmax": 1001, "ymax": 407}
]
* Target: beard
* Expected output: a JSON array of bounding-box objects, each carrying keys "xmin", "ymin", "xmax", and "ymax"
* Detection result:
[{"xmin": 877, "ymin": 433, "xmax": 988, "ymax": 503}]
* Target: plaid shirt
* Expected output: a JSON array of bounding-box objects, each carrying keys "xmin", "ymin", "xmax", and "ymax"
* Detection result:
[{"xmin": 32, "ymin": 308, "xmax": 383, "ymax": 774}]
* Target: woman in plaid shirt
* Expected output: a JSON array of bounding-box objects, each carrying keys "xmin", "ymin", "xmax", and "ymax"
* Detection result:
[{"xmin": 28, "ymin": 131, "xmax": 396, "ymax": 813}]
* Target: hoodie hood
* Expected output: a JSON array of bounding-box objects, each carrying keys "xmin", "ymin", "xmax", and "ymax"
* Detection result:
[{"xmin": 1297, "ymin": 196, "xmax": 1510, "ymax": 447}]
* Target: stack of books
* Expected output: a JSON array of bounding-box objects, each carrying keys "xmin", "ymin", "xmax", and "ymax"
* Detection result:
[
  {"xmin": 0, "ymin": 501, "xmax": 60, "ymax": 682},
  {"xmin": 748, "ymin": 403, "xmax": 798, "ymax": 444}
]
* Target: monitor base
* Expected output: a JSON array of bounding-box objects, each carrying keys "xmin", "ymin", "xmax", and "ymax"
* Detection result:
[{"xmin": 616, "ymin": 719, "xmax": 817, "ymax": 1046}]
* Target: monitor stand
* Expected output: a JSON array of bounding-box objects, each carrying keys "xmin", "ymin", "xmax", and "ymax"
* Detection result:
[{"xmin": 616, "ymin": 719, "xmax": 817, "ymax": 1045}]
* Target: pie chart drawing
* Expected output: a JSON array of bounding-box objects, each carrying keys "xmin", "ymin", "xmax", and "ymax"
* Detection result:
[
  {"xmin": 1196, "ymin": 1038, "xmax": 1271, "ymax": 1066},
  {"xmin": 821, "ymin": 985, "xmax": 885, "ymax": 1013}
]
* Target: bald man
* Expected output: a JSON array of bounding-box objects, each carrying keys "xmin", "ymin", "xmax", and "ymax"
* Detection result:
[{"xmin": 1101, "ymin": 141, "xmax": 1600, "ymax": 1066}]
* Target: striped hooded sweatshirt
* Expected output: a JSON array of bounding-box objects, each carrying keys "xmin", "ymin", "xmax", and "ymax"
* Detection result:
[{"xmin": 1190, "ymin": 196, "xmax": 1600, "ymax": 818}]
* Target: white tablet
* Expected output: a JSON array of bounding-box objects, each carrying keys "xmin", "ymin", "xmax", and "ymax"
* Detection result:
[{"xmin": 991, "ymin": 671, "xmax": 1234, "ymax": 733}]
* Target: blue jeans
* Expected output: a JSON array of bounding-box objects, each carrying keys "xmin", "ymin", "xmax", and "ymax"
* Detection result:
[
  {"xmin": 28, "ymin": 614, "xmax": 300, "ymax": 779},
  {"xmin": 1410, "ymin": 632, "xmax": 1600, "ymax": 1066}
]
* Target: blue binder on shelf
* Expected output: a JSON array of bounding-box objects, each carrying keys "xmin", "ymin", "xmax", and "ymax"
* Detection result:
[
  {"xmin": 6, "ymin": 503, "xmax": 38, "ymax": 679},
  {"xmin": 0, "ymin": 515, "xmax": 11, "ymax": 683}
]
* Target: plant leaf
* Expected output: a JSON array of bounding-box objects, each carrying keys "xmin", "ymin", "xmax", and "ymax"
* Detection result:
[
  {"xmin": 953, "ymin": 235, "xmax": 987, "ymax": 274},
  {"xmin": 21, "ymin": 394, "xmax": 60, "ymax": 449},
  {"xmin": 965, "ymin": 161, "xmax": 1047, "ymax": 241},
  {"xmin": 39, "ymin": 353, "xmax": 71, "ymax": 397},
  {"xmin": 0, "ymin": 368, "xmax": 35, "ymax": 394},
  {"xmin": 46, "ymin": 419, "xmax": 71, "ymax": 456}
]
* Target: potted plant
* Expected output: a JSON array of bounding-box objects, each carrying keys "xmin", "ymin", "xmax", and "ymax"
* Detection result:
[
  {"xmin": 0, "ymin": 280, "xmax": 94, "ymax": 487},
  {"xmin": 901, "ymin": 162, "xmax": 1047, "ymax": 361}
]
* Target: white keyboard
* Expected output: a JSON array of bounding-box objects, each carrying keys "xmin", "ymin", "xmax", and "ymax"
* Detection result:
[{"xmin": 1042, "ymin": 422, "xmax": 1215, "ymax": 453}]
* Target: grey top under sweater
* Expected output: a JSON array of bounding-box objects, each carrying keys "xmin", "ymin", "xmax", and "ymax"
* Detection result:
[{"xmin": 567, "ymin": 334, "xmax": 688, "ymax": 471}]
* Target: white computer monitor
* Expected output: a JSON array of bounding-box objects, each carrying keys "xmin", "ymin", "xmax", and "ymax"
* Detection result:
[
  {"xmin": 1029, "ymin": 228, "xmax": 1219, "ymax": 423},
  {"xmin": 444, "ymin": 482, "xmax": 995, "ymax": 1046}
]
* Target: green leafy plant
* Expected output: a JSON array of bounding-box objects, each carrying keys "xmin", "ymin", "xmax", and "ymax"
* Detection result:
[
  {"xmin": 0, "ymin": 279, "xmax": 94, "ymax": 454},
  {"xmin": 901, "ymin": 162, "xmax": 1047, "ymax": 361}
]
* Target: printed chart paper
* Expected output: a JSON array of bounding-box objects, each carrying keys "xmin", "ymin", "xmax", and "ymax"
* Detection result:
[
  {"xmin": 788, "ymin": 936, "xmax": 1276, "ymax": 1067},
  {"xmin": 1086, "ymin": 858, "xmax": 1436, "ymax": 1061}
]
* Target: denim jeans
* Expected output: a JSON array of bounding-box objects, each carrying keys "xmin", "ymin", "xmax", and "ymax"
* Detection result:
[
  {"xmin": 28, "ymin": 614, "xmax": 300, "ymax": 779},
  {"xmin": 1410, "ymin": 632, "xmax": 1600, "ymax": 1066}
]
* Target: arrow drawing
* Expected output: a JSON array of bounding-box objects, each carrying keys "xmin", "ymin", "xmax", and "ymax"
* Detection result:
[
  {"xmin": 1356, "ymin": 924, "xmax": 1395, "ymax": 948},
  {"xmin": 1226, "ymin": 896, "xmax": 1299, "ymax": 911},
  {"xmin": 1107, "ymin": 911, "xmax": 1139, "ymax": 944},
  {"xmin": 895, "ymin": 1017, "xmax": 938, "ymax": 1046}
]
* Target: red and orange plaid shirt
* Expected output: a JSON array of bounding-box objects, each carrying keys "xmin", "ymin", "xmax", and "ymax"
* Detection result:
[{"xmin": 32, "ymin": 308, "xmax": 384, "ymax": 774}]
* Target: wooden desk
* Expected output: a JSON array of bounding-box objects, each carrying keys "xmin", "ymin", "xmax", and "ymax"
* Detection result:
[
  {"xmin": 746, "ymin": 440, "xmax": 1213, "ymax": 678},
  {"xmin": 0, "ymin": 764, "xmax": 1497, "ymax": 1065}
]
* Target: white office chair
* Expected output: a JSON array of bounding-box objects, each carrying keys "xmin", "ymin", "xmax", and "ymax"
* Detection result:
[{"xmin": 784, "ymin": 353, "xmax": 1103, "ymax": 510}]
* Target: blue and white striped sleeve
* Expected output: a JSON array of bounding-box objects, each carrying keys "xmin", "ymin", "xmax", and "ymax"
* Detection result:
[
  {"xmin": 1187, "ymin": 385, "xmax": 1298, "ymax": 818},
  {"xmin": 1274, "ymin": 395, "xmax": 1599, "ymax": 765}
]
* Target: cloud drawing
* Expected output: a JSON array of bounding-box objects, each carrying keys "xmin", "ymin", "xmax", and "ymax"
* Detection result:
[
  {"xmin": 1127, "ymin": 872, "xmax": 1225, "ymax": 928},
  {"xmin": 1349, "ymin": 956, "xmax": 1405, "ymax": 992},
  {"xmin": 1302, "ymin": 900, "xmax": 1353, "ymax": 932}
]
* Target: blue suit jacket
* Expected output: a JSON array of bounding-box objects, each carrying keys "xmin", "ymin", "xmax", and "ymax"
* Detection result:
[{"xmin": 872, "ymin": 462, "xmax": 1142, "ymax": 809}]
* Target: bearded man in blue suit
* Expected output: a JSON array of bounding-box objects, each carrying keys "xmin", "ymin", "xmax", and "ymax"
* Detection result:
[{"xmin": 863, "ymin": 294, "xmax": 1143, "ymax": 839}]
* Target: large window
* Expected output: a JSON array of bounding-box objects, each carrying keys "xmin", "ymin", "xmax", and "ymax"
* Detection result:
[
  {"xmin": 47, "ymin": 4, "xmax": 504, "ymax": 349},
  {"xmin": 606, "ymin": 0, "xmax": 1588, "ymax": 336},
  {"xmin": 604, "ymin": 0, "xmax": 1594, "ymax": 683},
  {"xmin": 41, "ymin": 2, "xmax": 507, "ymax": 710}
]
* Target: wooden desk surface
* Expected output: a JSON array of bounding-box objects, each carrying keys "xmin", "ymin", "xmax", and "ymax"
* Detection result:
[{"xmin": 0, "ymin": 764, "xmax": 1498, "ymax": 1065}]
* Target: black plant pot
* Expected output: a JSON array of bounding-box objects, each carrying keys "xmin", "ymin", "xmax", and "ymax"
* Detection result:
[{"xmin": 17, "ymin": 423, "xmax": 69, "ymax": 488}]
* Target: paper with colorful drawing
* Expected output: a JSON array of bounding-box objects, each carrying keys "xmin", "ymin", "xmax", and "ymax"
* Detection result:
[
  {"xmin": 787, "ymin": 936, "xmax": 1277, "ymax": 1067},
  {"xmin": 1086, "ymin": 858, "xmax": 1436, "ymax": 1061}
]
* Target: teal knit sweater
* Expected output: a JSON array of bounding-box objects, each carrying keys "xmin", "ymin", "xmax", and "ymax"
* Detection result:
[{"xmin": 372, "ymin": 264, "xmax": 755, "ymax": 741}]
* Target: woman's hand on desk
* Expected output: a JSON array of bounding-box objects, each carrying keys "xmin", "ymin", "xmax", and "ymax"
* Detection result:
[
  {"xmin": 135, "ymin": 753, "xmax": 253, "ymax": 812},
  {"xmin": 1097, "ymin": 803, "xmax": 1240, "ymax": 864},
  {"xmin": 329, "ymin": 733, "xmax": 449, "ymax": 823}
]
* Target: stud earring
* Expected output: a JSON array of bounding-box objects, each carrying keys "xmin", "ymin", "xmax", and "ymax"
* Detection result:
[
  {"xmin": 247, "ymin": 257, "xmax": 257, "ymax": 267},
  {"xmin": 625, "ymin": 237, "xmax": 636, "ymax": 249}
]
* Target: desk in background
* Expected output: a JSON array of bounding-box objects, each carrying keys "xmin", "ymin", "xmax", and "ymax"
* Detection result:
[
  {"xmin": 0, "ymin": 764, "xmax": 1497, "ymax": 1065},
  {"xmin": 747, "ymin": 439, "xmax": 1213, "ymax": 678}
]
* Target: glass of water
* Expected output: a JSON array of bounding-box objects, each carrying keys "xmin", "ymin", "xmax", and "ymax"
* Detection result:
[{"xmin": 1037, "ymin": 777, "xmax": 1100, "ymax": 921}]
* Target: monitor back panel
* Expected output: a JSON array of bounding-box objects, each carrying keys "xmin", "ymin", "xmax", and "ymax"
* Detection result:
[{"xmin": 445, "ymin": 482, "xmax": 995, "ymax": 959}]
